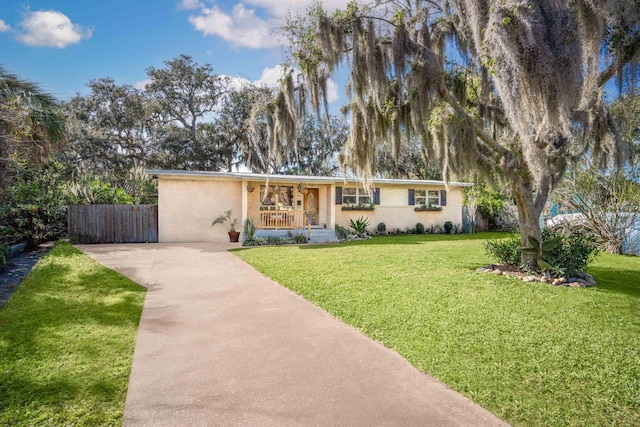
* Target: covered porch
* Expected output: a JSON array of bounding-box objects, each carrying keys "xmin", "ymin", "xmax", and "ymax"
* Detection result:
[{"xmin": 241, "ymin": 178, "xmax": 336, "ymax": 230}]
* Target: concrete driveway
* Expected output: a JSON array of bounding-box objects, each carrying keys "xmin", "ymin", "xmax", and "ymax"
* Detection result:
[{"xmin": 79, "ymin": 243, "xmax": 508, "ymax": 426}]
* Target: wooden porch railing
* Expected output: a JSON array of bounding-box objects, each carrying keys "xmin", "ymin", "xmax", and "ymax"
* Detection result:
[{"xmin": 249, "ymin": 209, "xmax": 306, "ymax": 229}]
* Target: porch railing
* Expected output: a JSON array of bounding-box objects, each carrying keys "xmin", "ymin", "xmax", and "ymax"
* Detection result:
[{"xmin": 249, "ymin": 209, "xmax": 306, "ymax": 229}]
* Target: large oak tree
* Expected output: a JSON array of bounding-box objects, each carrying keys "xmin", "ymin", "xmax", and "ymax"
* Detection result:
[{"xmin": 261, "ymin": 0, "xmax": 640, "ymax": 266}]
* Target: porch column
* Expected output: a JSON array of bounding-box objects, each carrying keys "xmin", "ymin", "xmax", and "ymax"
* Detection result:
[
  {"xmin": 241, "ymin": 180, "xmax": 248, "ymax": 232},
  {"xmin": 329, "ymin": 184, "xmax": 336, "ymax": 229}
]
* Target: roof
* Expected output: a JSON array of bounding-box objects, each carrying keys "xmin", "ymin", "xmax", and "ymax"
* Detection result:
[{"xmin": 146, "ymin": 170, "xmax": 474, "ymax": 187}]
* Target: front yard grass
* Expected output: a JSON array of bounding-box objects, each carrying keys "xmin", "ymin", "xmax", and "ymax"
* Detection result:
[
  {"xmin": 0, "ymin": 242, "xmax": 145, "ymax": 426},
  {"xmin": 235, "ymin": 233, "xmax": 640, "ymax": 426}
]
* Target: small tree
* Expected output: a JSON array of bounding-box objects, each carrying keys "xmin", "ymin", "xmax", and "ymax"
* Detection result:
[{"xmin": 555, "ymin": 166, "xmax": 640, "ymax": 255}]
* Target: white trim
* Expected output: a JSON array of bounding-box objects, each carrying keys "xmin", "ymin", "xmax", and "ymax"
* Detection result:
[
  {"xmin": 147, "ymin": 169, "xmax": 474, "ymax": 187},
  {"xmin": 415, "ymin": 189, "xmax": 441, "ymax": 207}
]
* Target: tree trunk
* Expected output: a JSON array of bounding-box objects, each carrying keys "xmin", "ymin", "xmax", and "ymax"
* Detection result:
[{"xmin": 511, "ymin": 175, "xmax": 544, "ymax": 269}]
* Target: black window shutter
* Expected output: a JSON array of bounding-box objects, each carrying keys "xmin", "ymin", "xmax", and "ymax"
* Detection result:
[
  {"xmin": 408, "ymin": 189, "xmax": 415, "ymax": 205},
  {"xmin": 335, "ymin": 186, "xmax": 342, "ymax": 205},
  {"xmin": 440, "ymin": 190, "xmax": 447, "ymax": 206},
  {"xmin": 373, "ymin": 188, "xmax": 380, "ymax": 205}
]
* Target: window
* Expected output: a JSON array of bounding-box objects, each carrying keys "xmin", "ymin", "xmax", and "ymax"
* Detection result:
[
  {"xmin": 415, "ymin": 190, "xmax": 440, "ymax": 207},
  {"xmin": 260, "ymin": 185, "xmax": 294, "ymax": 209},
  {"xmin": 342, "ymin": 187, "xmax": 372, "ymax": 205}
]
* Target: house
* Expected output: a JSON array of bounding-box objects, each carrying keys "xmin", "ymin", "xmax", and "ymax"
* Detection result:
[{"xmin": 147, "ymin": 170, "xmax": 473, "ymax": 243}]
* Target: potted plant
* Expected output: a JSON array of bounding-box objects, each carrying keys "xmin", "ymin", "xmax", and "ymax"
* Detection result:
[{"xmin": 212, "ymin": 209, "xmax": 240, "ymax": 242}]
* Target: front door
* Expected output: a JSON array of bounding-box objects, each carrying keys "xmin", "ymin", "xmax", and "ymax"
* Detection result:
[{"xmin": 304, "ymin": 188, "xmax": 319, "ymax": 225}]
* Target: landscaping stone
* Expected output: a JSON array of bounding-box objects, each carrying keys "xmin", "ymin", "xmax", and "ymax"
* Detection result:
[{"xmin": 478, "ymin": 264, "xmax": 597, "ymax": 288}]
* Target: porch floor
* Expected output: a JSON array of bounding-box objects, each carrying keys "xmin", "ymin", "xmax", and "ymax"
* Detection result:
[{"xmin": 254, "ymin": 227, "xmax": 338, "ymax": 244}]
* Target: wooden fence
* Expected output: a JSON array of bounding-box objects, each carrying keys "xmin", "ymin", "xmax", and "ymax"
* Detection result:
[{"xmin": 68, "ymin": 204, "xmax": 158, "ymax": 244}]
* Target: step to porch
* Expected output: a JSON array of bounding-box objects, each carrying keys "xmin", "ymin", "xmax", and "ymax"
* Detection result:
[{"xmin": 254, "ymin": 228, "xmax": 339, "ymax": 244}]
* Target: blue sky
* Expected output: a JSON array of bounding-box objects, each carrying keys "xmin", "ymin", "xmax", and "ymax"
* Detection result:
[{"xmin": 0, "ymin": 0, "xmax": 350, "ymax": 100}]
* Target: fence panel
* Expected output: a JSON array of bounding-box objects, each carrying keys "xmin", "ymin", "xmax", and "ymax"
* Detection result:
[{"xmin": 68, "ymin": 205, "xmax": 158, "ymax": 244}]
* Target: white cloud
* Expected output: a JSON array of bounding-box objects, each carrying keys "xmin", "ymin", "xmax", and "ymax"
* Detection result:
[
  {"xmin": 0, "ymin": 19, "xmax": 11, "ymax": 32},
  {"xmin": 188, "ymin": 3, "xmax": 278, "ymax": 49},
  {"xmin": 17, "ymin": 10, "xmax": 92, "ymax": 48},
  {"xmin": 183, "ymin": 0, "xmax": 352, "ymax": 50},
  {"xmin": 244, "ymin": 0, "xmax": 350, "ymax": 17},
  {"xmin": 134, "ymin": 79, "xmax": 154, "ymax": 90},
  {"xmin": 255, "ymin": 64, "xmax": 287, "ymax": 87},
  {"xmin": 177, "ymin": 0, "xmax": 203, "ymax": 10},
  {"xmin": 226, "ymin": 75, "xmax": 251, "ymax": 91}
]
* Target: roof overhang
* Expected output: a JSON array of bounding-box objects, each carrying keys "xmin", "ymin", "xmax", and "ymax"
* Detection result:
[{"xmin": 146, "ymin": 170, "xmax": 474, "ymax": 187}]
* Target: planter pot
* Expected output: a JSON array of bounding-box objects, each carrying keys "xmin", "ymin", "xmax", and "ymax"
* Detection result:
[
  {"xmin": 414, "ymin": 206, "xmax": 443, "ymax": 212},
  {"xmin": 228, "ymin": 231, "xmax": 241, "ymax": 242},
  {"xmin": 341, "ymin": 206, "xmax": 375, "ymax": 211}
]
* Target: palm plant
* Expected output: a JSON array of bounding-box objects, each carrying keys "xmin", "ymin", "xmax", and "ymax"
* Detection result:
[
  {"xmin": 349, "ymin": 216, "xmax": 370, "ymax": 236},
  {"xmin": 0, "ymin": 67, "xmax": 66, "ymax": 196},
  {"xmin": 212, "ymin": 209, "xmax": 239, "ymax": 232}
]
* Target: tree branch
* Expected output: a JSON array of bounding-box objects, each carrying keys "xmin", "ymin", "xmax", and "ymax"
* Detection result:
[
  {"xmin": 598, "ymin": 34, "xmax": 640, "ymax": 87},
  {"xmin": 442, "ymin": 90, "xmax": 510, "ymax": 157}
]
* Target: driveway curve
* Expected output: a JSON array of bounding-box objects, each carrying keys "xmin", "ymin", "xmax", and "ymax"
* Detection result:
[{"xmin": 79, "ymin": 243, "xmax": 508, "ymax": 427}]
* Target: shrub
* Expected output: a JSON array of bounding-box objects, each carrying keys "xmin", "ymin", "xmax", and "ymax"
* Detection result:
[
  {"xmin": 349, "ymin": 216, "xmax": 371, "ymax": 236},
  {"xmin": 335, "ymin": 225, "xmax": 350, "ymax": 240},
  {"xmin": 242, "ymin": 219, "xmax": 257, "ymax": 246},
  {"xmin": 293, "ymin": 234, "xmax": 308, "ymax": 244},
  {"xmin": 542, "ymin": 227, "xmax": 599, "ymax": 277},
  {"xmin": 415, "ymin": 223, "xmax": 425, "ymax": 234},
  {"xmin": 266, "ymin": 236, "xmax": 285, "ymax": 245},
  {"xmin": 444, "ymin": 221, "xmax": 454, "ymax": 234},
  {"xmin": 485, "ymin": 229, "xmax": 599, "ymax": 277},
  {"xmin": 485, "ymin": 235, "xmax": 521, "ymax": 266},
  {"xmin": 0, "ymin": 159, "xmax": 70, "ymax": 246},
  {"xmin": 377, "ymin": 222, "xmax": 386, "ymax": 233}
]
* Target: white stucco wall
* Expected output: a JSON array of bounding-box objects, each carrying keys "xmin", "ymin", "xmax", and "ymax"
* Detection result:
[
  {"xmin": 335, "ymin": 184, "xmax": 464, "ymax": 232},
  {"xmin": 158, "ymin": 178, "xmax": 242, "ymax": 242}
]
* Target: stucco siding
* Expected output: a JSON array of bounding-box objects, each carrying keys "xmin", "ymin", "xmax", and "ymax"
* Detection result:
[
  {"xmin": 156, "ymin": 173, "xmax": 468, "ymax": 242},
  {"xmin": 335, "ymin": 185, "xmax": 464, "ymax": 232},
  {"xmin": 159, "ymin": 178, "xmax": 242, "ymax": 242}
]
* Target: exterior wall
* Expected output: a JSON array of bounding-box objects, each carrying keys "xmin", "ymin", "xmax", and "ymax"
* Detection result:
[
  {"xmin": 335, "ymin": 184, "xmax": 465, "ymax": 232},
  {"xmin": 157, "ymin": 175, "xmax": 467, "ymax": 242},
  {"xmin": 158, "ymin": 178, "xmax": 242, "ymax": 242}
]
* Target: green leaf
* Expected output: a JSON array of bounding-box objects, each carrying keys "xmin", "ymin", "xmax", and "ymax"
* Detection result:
[
  {"xmin": 537, "ymin": 259, "xmax": 553, "ymax": 271},
  {"xmin": 519, "ymin": 247, "xmax": 539, "ymax": 255},
  {"xmin": 527, "ymin": 236, "xmax": 541, "ymax": 249},
  {"xmin": 542, "ymin": 236, "xmax": 562, "ymax": 252}
]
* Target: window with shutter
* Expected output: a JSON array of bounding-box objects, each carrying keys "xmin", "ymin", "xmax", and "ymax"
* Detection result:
[{"xmin": 415, "ymin": 189, "xmax": 440, "ymax": 207}]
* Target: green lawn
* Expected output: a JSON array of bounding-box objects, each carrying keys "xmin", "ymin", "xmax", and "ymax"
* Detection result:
[
  {"xmin": 0, "ymin": 242, "xmax": 145, "ymax": 426},
  {"xmin": 234, "ymin": 233, "xmax": 640, "ymax": 427}
]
